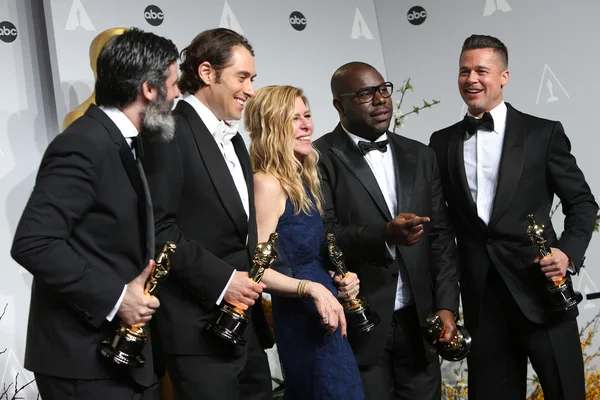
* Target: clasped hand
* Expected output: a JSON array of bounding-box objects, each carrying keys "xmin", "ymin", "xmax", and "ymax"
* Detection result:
[
  {"xmin": 333, "ymin": 272, "xmax": 360, "ymax": 301},
  {"xmin": 535, "ymin": 247, "xmax": 570, "ymax": 280},
  {"xmin": 118, "ymin": 260, "xmax": 160, "ymax": 326},
  {"xmin": 223, "ymin": 271, "xmax": 266, "ymax": 310},
  {"xmin": 433, "ymin": 309, "xmax": 457, "ymax": 344}
]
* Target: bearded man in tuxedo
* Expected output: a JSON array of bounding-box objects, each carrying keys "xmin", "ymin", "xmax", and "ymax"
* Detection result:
[{"xmin": 11, "ymin": 28, "xmax": 180, "ymax": 400}]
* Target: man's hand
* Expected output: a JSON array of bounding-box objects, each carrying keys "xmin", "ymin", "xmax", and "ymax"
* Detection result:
[
  {"xmin": 332, "ymin": 272, "xmax": 360, "ymax": 301},
  {"xmin": 434, "ymin": 309, "xmax": 457, "ymax": 344},
  {"xmin": 386, "ymin": 213, "xmax": 430, "ymax": 246},
  {"xmin": 117, "ymin": 260, "xmax": 160, "ymax": 326},
  {"xmin": 223, "ymin": 271, "xmax": 266, "ymax": 310},
  {"xmin": 536, "ymin": 247, "xmax": 570, "ymax": 281}
]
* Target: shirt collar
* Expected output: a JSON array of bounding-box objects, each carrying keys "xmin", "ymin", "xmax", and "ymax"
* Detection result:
[
  {"xmin": 182, "ymin": 93, "xmax": 239, "ymax": 138},
  {"xmin": 467, "ymin": 101, "xmax": 507, "ymax": 135},
  {"xmin": 341, "ymin": 124, "xmax": 388, "ymax": 147},
  {"xmin": 99, "ymin": 106, "xmax": 139, "ymax": 140}
]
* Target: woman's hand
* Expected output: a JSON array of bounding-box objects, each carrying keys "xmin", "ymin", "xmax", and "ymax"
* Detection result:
[
  {"xmin": 332, "ymin": 272, "xmax": 360, "ymax": 301},
  {"xmin": 306, "ymin": 282, "xmax": 347, "ymax": 337}
]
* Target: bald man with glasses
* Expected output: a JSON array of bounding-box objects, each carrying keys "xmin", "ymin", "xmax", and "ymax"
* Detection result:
[{"xmin": 315, "ymin": 62, "xmax": 460, "ymax": 400}]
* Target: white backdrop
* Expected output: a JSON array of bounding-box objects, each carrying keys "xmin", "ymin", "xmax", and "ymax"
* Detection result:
[{"xmin": 1, "ymin": 0, "xmax": 599, "ymax": 398}]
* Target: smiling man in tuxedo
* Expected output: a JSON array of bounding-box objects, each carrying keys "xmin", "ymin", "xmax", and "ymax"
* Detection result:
[
  {"xmin": 429, "ymin": 34, "xmax": 598, "ymax": 400},
  {"xmin": 141, "ymin": 28, "xmax": 273, "ymax": 400},
  {"xmin": 11, "ymin": 28, "xmax": 180, "ymax": 400},
  {"xmin": 314, "ymin": 62, "xmax": 460, "ymax": 400}
]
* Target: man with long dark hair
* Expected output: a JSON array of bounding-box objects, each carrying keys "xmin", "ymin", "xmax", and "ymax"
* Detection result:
[
  {"xmin": 142, "ymin": 28, "xmax": 273, "ymax": 399},
  {"xmin": 11, "ymin": 27, "xmax": 180, "ymax": 400}
]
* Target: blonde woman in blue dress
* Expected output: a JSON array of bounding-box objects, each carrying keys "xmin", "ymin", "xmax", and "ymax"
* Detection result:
[{"xmin": 246, "ymin": 85, "xmax": 365, "ymax": 399}]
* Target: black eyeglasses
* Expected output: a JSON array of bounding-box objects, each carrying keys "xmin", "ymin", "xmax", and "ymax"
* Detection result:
[{"xmin": 337, "ymin": 82, "xmax": 394, "ymax": 104}]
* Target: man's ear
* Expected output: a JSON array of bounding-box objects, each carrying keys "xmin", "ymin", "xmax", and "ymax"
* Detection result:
[
  {"xmin": 500, "ymin": 69, "xmax": 510, "ymax": 89},
  {"xmin": 141, "ymin": 81, "xmax": 157, "ymax": 102},
  {"xmin": 198, "ymin": 61, "xmax": 213, "ymax": 86},
  {"xmin": 333, "ymin": 98, "xmax": 345, "ymax": 116}
]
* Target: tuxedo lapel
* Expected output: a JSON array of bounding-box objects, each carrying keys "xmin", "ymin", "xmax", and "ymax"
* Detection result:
[
  {"xmin": 137, "ymin": 160, "xmax": 155, "ymax": 263},
  {"xmin": 176, "ymin": 101, "xmax": 248, "ymax": 240},
  {"xmin": 447, "ymin": 126, "xmax": 478, "ymax": 218},
  {"xmin": 232, "ymin": 133, "xmax": 256, "ymax": 251},
  {"xmin": 329, "ymin": 124, "xmax": 392, "ymax": 220},
  {"xmin": 388, "ymin": 133, "xmax": 415, "ymax": 214},
  {"xmin": 87, "ymin": 105, "xmax": 148, "ymax": 260},
  {"xmin": 488, "ymin": 104, "xmax": 526, "ymax": 228}
]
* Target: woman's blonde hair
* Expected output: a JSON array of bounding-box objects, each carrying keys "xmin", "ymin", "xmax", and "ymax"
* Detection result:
[{"xmin": 246, "ymin": 85, "xmax": 323, "ymax": 216}]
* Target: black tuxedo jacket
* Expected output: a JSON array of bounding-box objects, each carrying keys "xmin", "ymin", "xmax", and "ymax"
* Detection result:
[
  {"xmin": 315, "ymin": 124, "xmax": 460, "ymax": 367},
  {"xmin": 11, "ymin": 104, "xmax": 157, "ymax": 386},
  {"xmin": 142, "ymin": 100, "xmax": 273, "ymax": 356},
  {"xmin": 429, "ymin": 103, "xmax": 598, "ymax": 330}
]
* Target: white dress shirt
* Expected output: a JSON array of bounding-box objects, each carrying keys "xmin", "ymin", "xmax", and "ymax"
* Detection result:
[
  {"xmin": 343, "ymin": 126, "xmax": 413, "ymax": 310},
  {"xmin": 99, "ymin": 106, "xmax": 139, "ymax": 322},
  {"xmin": 183, "ymin": 94, "xmax": 246, "ymax": 305},
  {"xmin": 183, "ymin": 94, "xmax": 249, "ymax": 219},
  {"xmin": 463, "ymin": 102, "xmax": 507, "ymax": 225}
]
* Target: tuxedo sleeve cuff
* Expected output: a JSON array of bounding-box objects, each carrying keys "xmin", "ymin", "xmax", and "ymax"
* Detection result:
[
  {"xmin": 216, "ymin": 270, "xmax": 236, "ymax": 305},
  {"xmin": 106, "ymin": 285, "xmax": 127, "ymax": 322}
]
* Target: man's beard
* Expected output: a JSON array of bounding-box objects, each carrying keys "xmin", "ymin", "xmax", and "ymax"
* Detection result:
[{"xmin": 141, "ymin": 86, "xmax": 175, "ymax": 143}]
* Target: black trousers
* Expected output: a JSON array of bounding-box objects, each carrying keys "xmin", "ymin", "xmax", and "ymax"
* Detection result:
[
  {"xmin": 467, "ymin": 267, "xmax": 585, "ymax": 400},
  {"xmin": 165, "ymin": 324, "xmax": 271, "ymax": 400},
  {"xmin": 360, "ymin": 304, "xmax": 441, "ymax": 400},
  {"xmin": 35, "ymin": 373, "xmax": 159, "ymax": 400}
]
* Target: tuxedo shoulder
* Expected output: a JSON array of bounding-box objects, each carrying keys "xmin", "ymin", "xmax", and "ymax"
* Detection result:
[
  {"xmin": 392, "ymin": 133, "xmax": 428, "ymax": 149},
  {"xmin": 506, "ymin": 103, "xmax": 560, "ymax": 127},
  {"xmin": 50, "ymin": 116, "xmax": 112, "ymax": 155},
  {"xmin": 391, "ymin": 134, "xmax": 437, "ymax": 161},
  {"xmin": 520, "ymin": 111, "xmax": 559, "ymax": 127},
  {"xmin": 314, "ymin": 131, "xmax": 334, "ymax": 149},
  {"xmin": 430, "ymin": 121, "xmax": 463, "ymax": 143}
]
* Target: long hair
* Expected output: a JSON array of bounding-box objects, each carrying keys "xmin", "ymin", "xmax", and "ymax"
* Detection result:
[
  {"xmin": 246, "ymin": 85, "xmax": 323, "ymax": 216},
  {"xmin": 178, "ymin": 28, "xmax": 254, "ymax": 95}
]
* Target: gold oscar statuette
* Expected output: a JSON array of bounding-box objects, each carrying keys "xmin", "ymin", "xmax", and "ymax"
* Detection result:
[
  {"xmin": 424, "ymin": 314, "xmax": 472, "ymax": 361},
  {"xmin": 326, "ymin": 233, "xmax": 380, "ymax": 333},
  {"xmin": 206, "ymin": 233, "xmax": 279, "ymax": 346},
  {"xmin": 527, "ymin": 214, "xmax": 582, "ymax": 313},
  {"xmin": 99, "ymin": 241, "xmax": 177, "ymax": 367}
]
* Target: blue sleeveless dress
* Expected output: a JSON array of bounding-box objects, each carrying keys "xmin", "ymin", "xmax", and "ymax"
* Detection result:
[{"xmin": 271, "ymin": 191, "xmax": 364, "ymax": 400}]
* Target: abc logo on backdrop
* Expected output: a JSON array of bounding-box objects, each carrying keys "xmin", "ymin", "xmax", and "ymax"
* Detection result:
[
  {"xmin": 407, "ymin": 6, "xmax": 427, "ymax": 25},
  {"xmin": 0, "ymin": 21, "xmax": 17, "ymax": 43},
  {"xmin": 289, "ymin": 11, "xmax": 307, "ymax": 31},
  {"xmin": 144, "ymin": 5, "xmax": 164, "ymax": 26}
]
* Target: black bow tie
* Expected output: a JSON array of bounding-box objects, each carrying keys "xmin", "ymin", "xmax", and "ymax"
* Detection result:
[
  {"xmin": 130, "ymin": 136, "xmax": 144, "ymax": 160},
  {"xmin": 463, "ymin": 112, "xmax": 494, "ymax": 136},
  {"xmin": 358, "ymin": 139, "xmax": 389, "ymax": 156}
]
